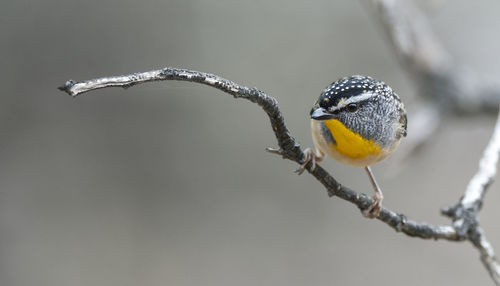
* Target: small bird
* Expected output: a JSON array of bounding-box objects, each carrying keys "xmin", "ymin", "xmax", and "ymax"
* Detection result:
[{"xmin": 299, "ymin": 75, "xmax": 407, "ymax": 218}]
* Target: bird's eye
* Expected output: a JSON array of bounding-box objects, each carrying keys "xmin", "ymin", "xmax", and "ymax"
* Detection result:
[{"xmin": 346, "ymin": 103, "xmax": 358, "ymax": 112}]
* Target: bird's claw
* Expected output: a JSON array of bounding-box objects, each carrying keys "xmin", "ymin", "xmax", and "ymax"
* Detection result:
[
  {"xmin": 295, "ymin": 148, "xmax": 317, "ymax": 175},
  {"xmin": 362, "ymin": 192, "xmax": 383, "ymax": 219}
]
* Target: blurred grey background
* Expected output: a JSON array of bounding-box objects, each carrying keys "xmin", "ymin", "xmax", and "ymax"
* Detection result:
[{"xmin": 2, "ymin": 0, "xmax": 500, "ymax": 285}]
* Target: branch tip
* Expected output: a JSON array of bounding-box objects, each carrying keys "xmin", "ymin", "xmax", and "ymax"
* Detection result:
[
  {"xmin": 57, "ymin": 80, "xmax": 77, "ymax": 96},
  {"xmin": 440, "ymin": 205, "xmax": 456, "ymax": 218},
  {"xmin": 265, "ymin": 147, "xmax": 283, "ymax": 155}
]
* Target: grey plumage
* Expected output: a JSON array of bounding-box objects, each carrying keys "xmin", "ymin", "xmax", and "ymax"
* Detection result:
[{"xmin": 313, "ymin": 75, "xmax": 407, "ymax": 150}]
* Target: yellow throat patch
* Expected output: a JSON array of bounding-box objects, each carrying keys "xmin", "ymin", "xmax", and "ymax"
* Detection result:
[{"xmin": 324, "ymin": 119, "xmax": 382, "ymax": 159}]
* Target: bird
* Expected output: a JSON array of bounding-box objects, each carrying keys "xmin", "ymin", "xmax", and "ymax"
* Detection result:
[{"xmin": 299, "ymin": 75, "xmax": 407, "ymax": 218}]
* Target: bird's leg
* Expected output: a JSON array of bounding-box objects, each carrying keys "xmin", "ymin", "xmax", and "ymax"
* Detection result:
[
  {"xmin": 362, "ymin": 166, "xmax": 383, "ymax": 218},
  {"xmin": 296, "ymin": 148, "xmax": 324, "ymax": 175}
]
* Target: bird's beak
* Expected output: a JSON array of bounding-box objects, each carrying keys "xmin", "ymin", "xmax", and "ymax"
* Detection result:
[{"xmin": 310, "ymin": 107, "xmax": 334, "ymax": 120}]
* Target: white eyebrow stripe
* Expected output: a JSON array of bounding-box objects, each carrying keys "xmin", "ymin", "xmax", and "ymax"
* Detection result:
[{"xmin": 329, "ymin": 92, "xmax": 374, "ymax": 111}]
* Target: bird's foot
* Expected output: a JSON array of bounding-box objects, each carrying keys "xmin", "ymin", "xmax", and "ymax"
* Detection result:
[
  {"xmin": 295, "ymin": 148, "xmax": 318, "ymax": 175},
  {"xmin": 362, "ymin": 191, "xmax": 383, "ymax": 219}
]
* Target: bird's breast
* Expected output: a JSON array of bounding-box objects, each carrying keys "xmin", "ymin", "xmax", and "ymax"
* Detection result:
[
  {"xmin": 324, "ymin": 119, "xmax": 382, "ymax": 158},
  {"xmin": 311, "ymin": 119, "xmax": 390, "ymax": 167}
]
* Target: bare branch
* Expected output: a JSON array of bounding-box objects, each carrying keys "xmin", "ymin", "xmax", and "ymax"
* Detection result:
[
  {"xmin": 440, "ymin": 107, "xmax": 500, "ymax": 284},
  {"xmin": 58, "ymin": 70, "xmax": 167, "ymax": 96},
  {"xmin": 58, "ymin": 67, "xmax": 459, "ymax": 241},
  {"xmin": 473, "ymin": 227, "xmax": 500, "ymax": 285},
  {"xmin": 462, "ymin": 106, "xmax": 500, "ymax": 211},
  {"xmin": 442, "ymin": 106, "xmax": 500, "ymax": 219},
  {"xmin": 59, "ymin": 68, "xmax": 302, "ymax": 162}
]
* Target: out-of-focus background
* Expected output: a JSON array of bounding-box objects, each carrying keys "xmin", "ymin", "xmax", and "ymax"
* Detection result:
[{"xmin": 2, "ymin": 0, "xmax": 500, "ymax": 285}]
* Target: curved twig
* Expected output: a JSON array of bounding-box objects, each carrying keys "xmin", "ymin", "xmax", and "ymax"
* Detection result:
[{"xmin": 58, "ymin": 67, "xmax": 458, "ymax": 240}]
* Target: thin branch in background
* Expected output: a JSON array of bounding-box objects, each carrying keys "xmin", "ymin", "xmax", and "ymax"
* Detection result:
[
  {"xmin": 367, "ymin": 0, "xmax": 450, "ymax": 78},
  {"xmin": 365, "ymin": 0, "xmax": 500, "ymax": 157}
]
